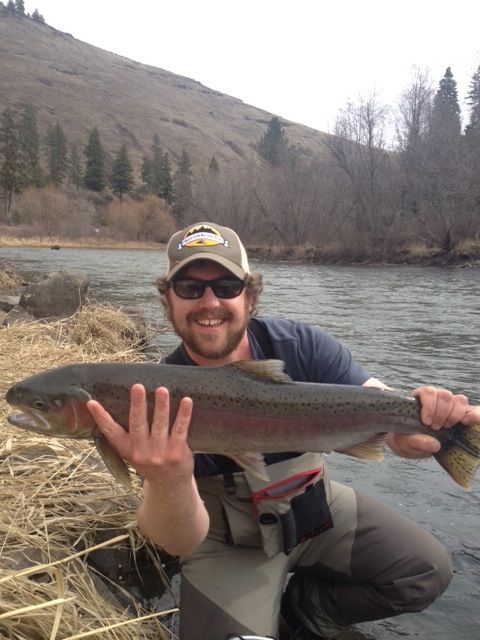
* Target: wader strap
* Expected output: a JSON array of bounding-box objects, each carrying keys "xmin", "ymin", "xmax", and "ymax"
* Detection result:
[{"xmin": 223, "ymin": 473, "xmax": 237, "ymax": 495}]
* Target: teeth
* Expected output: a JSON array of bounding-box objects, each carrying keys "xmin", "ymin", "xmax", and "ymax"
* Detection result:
[{"xmin": 196, "ymin": 318, "xmax": 224, "ymax": 326}]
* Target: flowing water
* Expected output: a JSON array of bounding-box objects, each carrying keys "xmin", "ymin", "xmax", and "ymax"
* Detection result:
[{"xmin": 1, "ymin": 246, "xmax": 479, "ymax": 639}]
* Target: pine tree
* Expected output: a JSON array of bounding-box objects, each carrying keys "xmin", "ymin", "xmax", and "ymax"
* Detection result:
[
  {"xmin": 160, "ymin": 152, "xmax": 173, "ymax": 203},
  {"xmin": 141, "ymin": 155, "xmax": 152, "ymax": 188},
  {"xmin": 14, "ymin": 0, "xmax": 25, "ymax": 16},
  {"xmin": 141, "ymin": 134, "xmax": 164, "ymax": 193},
  {"xmin": 464, "ymin": 65, "xmax": 480, "ymax": 211},
  {"xmin": 431, "ymin": 67, "xmax": 461, "ymax": 135},
  {"xmin": 46, "ymin": 120, "xmax": 68, "ymax": 186},
  {"xmin": 111, "ymin": 144, "xmax": 134, "ymax": 199},
  {"xmin": 0, "ymin": 108, "xmax": 22, "ymax": 221},
  {"xmin": 31, "ymin": 8, "xmax": 45, "ymax": 22},
  {"xmin": 209, "ymin": 155, "xmax": 220, "ymax": 174},
  {"xmin": 19, "ymin": 104, "xmax": 43, "ymax": 186},
  {"xmin": 424, "ymin": 67, "xmax": 463, "ymax": 250},
  {"xmin": 6, "ymin": 1, "xmax": 16, "ymax": 15},
  {"xmin": 84, "ymin": 127, "xmax": 106, "ymax": 192},
  {"xmin": 257, "ymin": 116, "xmax": 290, "ymax": 165},
  {"xmin": 68, "ymin": 144, "xmax": 82, "ymax": 188},
  {"xmin": 172, "ymin": 149, "xmax": 192, "ymax": 226},
  {"xmin": 141, "ymin": 135, "xmax": 174, "ymax": 202},
  {"xmin": 465, "ymin": 65, "xmax": 480, "ymax": 137}
]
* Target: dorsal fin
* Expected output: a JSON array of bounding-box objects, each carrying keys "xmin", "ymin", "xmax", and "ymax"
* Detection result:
[{"xmin": 230, "ymin": 359, "xmax": 292, "ymax": 384}]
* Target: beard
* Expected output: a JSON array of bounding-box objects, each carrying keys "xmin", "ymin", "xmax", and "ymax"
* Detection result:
[{"xmin": 168, "ymin": 302, "xmax": 250, "ymax": 361}]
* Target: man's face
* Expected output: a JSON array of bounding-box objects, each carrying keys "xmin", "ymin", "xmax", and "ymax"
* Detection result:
[{"xmin": 166, "ymin": 261, "xmax": 251, "ymax": 362}]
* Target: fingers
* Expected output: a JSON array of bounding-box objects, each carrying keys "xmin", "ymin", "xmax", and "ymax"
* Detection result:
[
  {"xmin": 171, "ymin": 396, "xmax": 193, "ymax": 441},
  {"xmin": 88, "ymin": 385, "xmax": 193, "ymax": 475},
  {"xmin": 151, "ymin": 388, "xmax": 192, "ymax": 435},
  {"xmin": 150, "ymin": 387, "xmax": 170, "ymax": 438},
  {"xmin": 388, "ymin": 433, "xmax": 441, "ymax": 459},
  {"xmin": 87, "ymin": 398, "xmax": 131, "ymax": 460},
  {"xmin": 128, "ymin": 383, "xmax": 149, "ymax": 435},
  {"xmin": 463, "ymin": 405, "xmax": 480, "ymax": 426},
  {"xmin": 413, "ymin": 386, "xmax": 469, "ymax": 430}
]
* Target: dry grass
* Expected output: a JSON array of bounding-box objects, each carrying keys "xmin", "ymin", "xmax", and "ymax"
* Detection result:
[
  {"xmin": 402, "ymin": 243, "xmax": 437, "ymax": 260},
  {"xmin": 0, "ymin": 260, "xmax": 25, "ymax": 288},
  {"xmin": 0, "ymin": 306, "xmax": 176, "ymax": 640},
  {"xmin": 458, "ymin": 238, "xmax": 480, "ymax": 256},
  {"xmin": 0, "ymin": 234, "xmax": 161, "ymax": 251}
]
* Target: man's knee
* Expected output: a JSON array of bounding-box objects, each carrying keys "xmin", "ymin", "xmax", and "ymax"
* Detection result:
[{"xmin": 385, "ymin": 544, "xmax": 453, "ymax": 613}]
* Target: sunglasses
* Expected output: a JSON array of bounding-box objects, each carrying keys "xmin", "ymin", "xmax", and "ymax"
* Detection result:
[{"xmin": 171, "ymin": 277, "xmax": 246, "ymax": 300}]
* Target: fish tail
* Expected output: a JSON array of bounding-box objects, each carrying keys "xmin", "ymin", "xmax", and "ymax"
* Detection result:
[{"xmin": 434, "ymin": 423, "xmax": 480, "ymax": 490}]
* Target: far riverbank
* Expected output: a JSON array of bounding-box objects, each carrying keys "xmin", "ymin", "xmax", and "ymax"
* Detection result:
[{"xmin": 1, "ymin": 234, "xmax": 479, "ymax": 267}]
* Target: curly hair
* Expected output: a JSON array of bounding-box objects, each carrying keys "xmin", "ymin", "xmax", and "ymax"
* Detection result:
[{"xmin": 155, "ymin": 271, "xmax": 264, "ymax": 316}]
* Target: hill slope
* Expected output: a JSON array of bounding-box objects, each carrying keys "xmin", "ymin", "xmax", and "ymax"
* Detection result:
[{"xmin": 0, "ymin": 13, "xmax": 329, "ymax": 174}]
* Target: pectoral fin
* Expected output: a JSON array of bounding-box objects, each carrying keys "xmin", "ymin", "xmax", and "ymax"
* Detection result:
[
  {"xmin": 231, "ymin": 452, "xmax": 270, "ymax": 481},
  {"xmin": 94, "ymin": 435, "xmax": 131, "ymax": 488}
]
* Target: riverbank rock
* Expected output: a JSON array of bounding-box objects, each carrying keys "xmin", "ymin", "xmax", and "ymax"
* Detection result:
[
  {"xmin": 3, "ymin": 306, "xmax": 36, "ymax": 326},
  {"xmin": 19, "ymin": 270, "xmax": 89, "ymax": 319},
  {"xmin": 0, "ymin": 291, "xmax": 20, "ymax": 312},
  {"xmin": 0, "ymin": 259, "xmax": 27, "ymax": 288}
]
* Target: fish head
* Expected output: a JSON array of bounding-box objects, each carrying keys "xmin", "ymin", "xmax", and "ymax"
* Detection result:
[{"xmin": 5, "ymin": 370, "xmax": 95, "ymax": 439}]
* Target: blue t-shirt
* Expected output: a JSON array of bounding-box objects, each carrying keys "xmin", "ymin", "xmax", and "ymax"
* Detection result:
[{"xmin": 165, "ymin": 317, "xmax": 370, "ymax": 477}]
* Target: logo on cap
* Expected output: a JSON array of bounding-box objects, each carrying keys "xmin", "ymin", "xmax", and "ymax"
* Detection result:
[{"xmin": 178, "ymin": 224, "xmax": 229, "ymax": 250}]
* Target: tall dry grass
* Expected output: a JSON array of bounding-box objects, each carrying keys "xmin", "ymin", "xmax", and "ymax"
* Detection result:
[{"xmin": 0, "ymin": 306, "xmax": 176, "ymax": 640}]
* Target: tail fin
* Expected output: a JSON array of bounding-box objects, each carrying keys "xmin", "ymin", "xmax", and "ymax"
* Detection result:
[{"xmin": 434, "ymin": 423, "xmax": 480, "ymax": 490}]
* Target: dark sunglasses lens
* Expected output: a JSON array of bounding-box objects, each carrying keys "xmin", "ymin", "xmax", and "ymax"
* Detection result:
[
  {"xmin": 172, "ymin": 280, "xmax": 204, "ymax": 299},
  {"xmin": 212, "ymin": 279, "xmax": 244, "ymax": 298},
  {"xmin": 172, "ymin": 278, "xmax": 245, "ymax": 299}
]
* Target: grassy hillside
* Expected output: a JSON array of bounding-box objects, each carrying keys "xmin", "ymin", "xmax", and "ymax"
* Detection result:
[{"xmin": 0, "ymin": 12, "xmax": 329, "ymax": 174}]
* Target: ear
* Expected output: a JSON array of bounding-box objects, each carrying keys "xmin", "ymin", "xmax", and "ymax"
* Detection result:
[{"xmin": 245, "ymin": 290, "xmax": 254, "ymax": 314}]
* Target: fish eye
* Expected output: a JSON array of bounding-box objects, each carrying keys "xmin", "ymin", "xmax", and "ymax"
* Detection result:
[{"xmin": 33, "ymin": 399, "xmax": 47, "ymax": 410}]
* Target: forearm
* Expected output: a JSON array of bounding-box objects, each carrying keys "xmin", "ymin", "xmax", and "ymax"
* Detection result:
[{"xmin": 137, "ymin": 475, "xmax": 209, "ymax": 556}]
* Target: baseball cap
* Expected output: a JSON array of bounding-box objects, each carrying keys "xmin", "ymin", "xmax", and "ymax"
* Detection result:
[{"xmin": 165, "ymin": 222, "xmax": 250, "ymax": 281}]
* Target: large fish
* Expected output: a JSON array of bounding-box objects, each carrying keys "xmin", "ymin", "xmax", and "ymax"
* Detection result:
[{"xmin": 5, "ymin": 360, "xmax": 480, "ymax": 489}]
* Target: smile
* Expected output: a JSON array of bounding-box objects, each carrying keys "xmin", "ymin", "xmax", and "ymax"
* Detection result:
[{"xmin": 195, "ymin": 318, "xmax": 225, "ymax": 327}]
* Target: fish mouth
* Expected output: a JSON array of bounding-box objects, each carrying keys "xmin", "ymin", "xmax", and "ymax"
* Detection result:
[{"xmin": 7, "ymin": 409, "xmax": 55, "ymax": 434}]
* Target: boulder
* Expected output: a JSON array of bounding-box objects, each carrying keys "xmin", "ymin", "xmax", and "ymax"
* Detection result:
[
  {"xmin": 3, "ymin": 307, "xmax": 35, "ymax": 326},
  {"xmin": 0, "ymin": 292, "xmax": 21, "ymax": 312},
  {"xmin": 19, "ymin": 271, "xmax": 89, "ymax": 319}
]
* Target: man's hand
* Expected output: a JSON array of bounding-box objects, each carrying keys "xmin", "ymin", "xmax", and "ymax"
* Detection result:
[
  {"xmin": 87, "ymin": 384, "xmax": 194, "ymax": 484},
  {"xmin": 87, "ymin": 385, "xmax": 209, "ymax": 556},
  {"xmin": 387, "ymin": 386, "xmax": 480, "ymax": 459}
]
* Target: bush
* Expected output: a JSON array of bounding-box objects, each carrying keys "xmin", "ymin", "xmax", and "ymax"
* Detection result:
[
  {"xmin": 104, "ymin": 195, "xmax": 175, "ymax": 242},
  {"xmin": 12, "ymin": 187, "xmax": 97, "ymax": 237}
]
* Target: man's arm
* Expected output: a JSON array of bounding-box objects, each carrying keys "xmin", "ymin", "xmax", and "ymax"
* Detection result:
[
  {"xmin": 87, "ymin": 385, "xmax": 209, "ymax": 556},
  {"xmin": 363, "ymin": 377, "xmax": 480, "ymax": 458}
]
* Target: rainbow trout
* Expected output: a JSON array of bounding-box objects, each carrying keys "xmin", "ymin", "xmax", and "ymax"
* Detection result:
[{"xmin": 5, "ymin": 360, "xmax": 480, "ymax": 488}]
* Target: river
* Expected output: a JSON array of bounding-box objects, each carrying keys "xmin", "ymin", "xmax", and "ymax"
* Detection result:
[{"xmin": 1, "ymin": 246, "xmax": 479, "ymax": 640}]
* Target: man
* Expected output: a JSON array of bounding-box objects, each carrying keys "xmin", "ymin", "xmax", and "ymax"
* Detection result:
[{"xmin": 87, "ymin": 222, "xmax": 480, "ymax": 640}]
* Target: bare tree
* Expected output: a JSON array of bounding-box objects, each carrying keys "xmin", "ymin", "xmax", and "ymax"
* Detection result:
[
  {"xmin": 394, "ymin": 68, "xmax": 434, "ymax": 219},
  {"xmin": 323, "ymin": 94, "xmax": 399, "ymax": 254}
]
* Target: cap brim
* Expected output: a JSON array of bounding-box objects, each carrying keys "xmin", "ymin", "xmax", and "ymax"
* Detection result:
[{"xmin": 167, "ymin": 252, "xmax": 248, "ymax": 281}]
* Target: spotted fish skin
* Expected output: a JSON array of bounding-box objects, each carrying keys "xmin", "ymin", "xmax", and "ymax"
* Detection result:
[{"xmin": 5, "ymin": 360, "xmax": 480, "ymax": 489}]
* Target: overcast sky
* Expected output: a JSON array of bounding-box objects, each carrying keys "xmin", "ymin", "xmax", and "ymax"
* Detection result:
[{"xmin": 28, "ymin": 0, "xmax": 480, "ymax": 133}]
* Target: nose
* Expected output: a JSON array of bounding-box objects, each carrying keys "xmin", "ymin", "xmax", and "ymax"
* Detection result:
[{"xmin": 199, "ymin": 285, "xmax": 223, "ymax": 304}]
